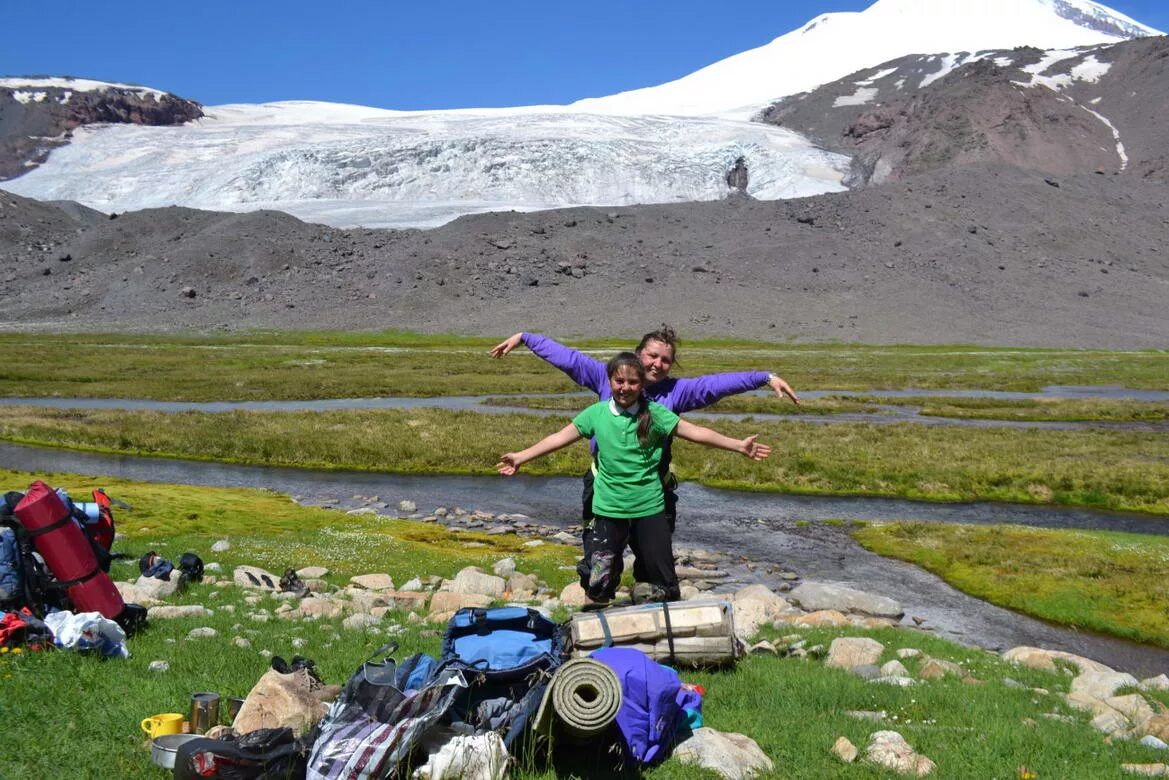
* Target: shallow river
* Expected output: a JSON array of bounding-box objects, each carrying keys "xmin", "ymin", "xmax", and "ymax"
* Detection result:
[
  {"xmin": 2, "ymin": 384, "xmax": 1167, "ymax": 431},
  {"xmin": 3, "ymin": 441, "xmax": 1166, "ymax": 677}
]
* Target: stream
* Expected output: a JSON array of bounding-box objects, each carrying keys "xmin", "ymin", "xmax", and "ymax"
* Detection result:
[{"xmin": 2, "ymin": 440, "xmax": 1166, "ymax": 677}]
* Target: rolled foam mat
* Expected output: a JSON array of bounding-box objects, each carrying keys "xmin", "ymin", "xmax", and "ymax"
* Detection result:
[{"xmin": 541, "ymin": 657, "xmax": 623, "ymax": 740}]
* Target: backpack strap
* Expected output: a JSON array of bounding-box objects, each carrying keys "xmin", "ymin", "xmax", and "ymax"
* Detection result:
[
  {"xmin": 595, "ymin": 610, "xmax": 614, "ymax": 649},
  {"xmin": 364, "ymin": 640, "xmax": 399, "ymax": 665},
  {"xmin": 660, "ymin": 599, "xmax": 677, "ymax": 667},
  {"xmin": 22, "ymin": 514, "xmax": 75, "ymax": 539}
]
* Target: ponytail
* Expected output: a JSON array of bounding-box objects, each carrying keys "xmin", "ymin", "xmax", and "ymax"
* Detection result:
[{"xmin": 636, "ymin": 396, "xmax": 652, "ymax": 447}]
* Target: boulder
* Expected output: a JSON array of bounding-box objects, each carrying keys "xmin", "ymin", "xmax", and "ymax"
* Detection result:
[
  {"xmin": 559, "ymin": 582, "xmax": 586, "ymax": 608},
  {"xmin": 790, "ymin": 610, "xmax": 850, "ymax": 628},
  {"xmin": 674, "ymin": 727, "xmax": 774, "ymax": 780},
  {"xmin": 297, "ymin": 597, "xmax": 344, "ymax": 620},
  {"xmin": 149, "ymin": 605, "xmax": 212, "ymax": 619},
  {"xmin": 732, "ymin": 584, "xmax": 789, "ymax": 640},
  {"xmin": 350, "ymin": 573, "xmax": 395, "ymax": 590},
  {"xmin": 297, "ymin": 566, "xmax": 329, "ymax": 579},
  {"xmin": 865, "ymin": 730, "xmax": 935, "ymax": 776},
  {"xmin": 1002, "ymin": 646, "xmax": 1113, "ymax": 675},
  {"xmin": 492, "ymin": 557, "xmax": 517, "ymax": 577},
  {"xmin": 826, "ymin": 637, "xmax": 885, "ymax": 670},
  {"xmin": 234, "ymin": 565, "xmax": 280, "ymax": 591},
  {"xmin": 832, "ymin": 736, "xmax": 858, "ymax": 763},
  {"xmin": 919, "ymin": 659, "xmax": 963, "ymax": 680},
  {"xmin": 789, "ymin": 582, "xmax": 903, "ymax": 618},
  {"xmin": 427, "ymin": 591, "xmax": 491, "ymax": 622},
  {"xmin": 135, "ymin": 573, "xmax": 182, "ymax": 599},
  {"xmin": 1071, "ymin": 671, "xmax": 1140, "ymax": 701},
  {"xmin": 446, "ymin": 567, "xmax": 506, "ymax": 599},
  {"xmin": 232, "ymin": 667, "xmax": 338, "ymax": 736}
]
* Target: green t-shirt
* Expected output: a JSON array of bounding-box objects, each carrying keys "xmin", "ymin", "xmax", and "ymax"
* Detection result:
[{"xmin": 572, "ymin": 400, "xmax": 680, "ymax": 518}]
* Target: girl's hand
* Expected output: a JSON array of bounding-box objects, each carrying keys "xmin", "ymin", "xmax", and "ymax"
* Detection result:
[
  {"xmin": 489, "ymin": 333, "xmax": 524, "ymax": 358},
  {"xmin": 496, "ymin": 453, "xmax": 521, "ymax": 476},
  {"xmin": 740, "ymin": 434, "xmax": 772, "ymax": 461}
]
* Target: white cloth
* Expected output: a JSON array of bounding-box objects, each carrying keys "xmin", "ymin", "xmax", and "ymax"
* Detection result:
[{"xmin": 44, "ymin": 610, "xmax": 129, "ymax": 658}]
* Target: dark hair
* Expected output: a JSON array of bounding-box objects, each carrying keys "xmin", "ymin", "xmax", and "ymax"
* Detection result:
[
  {"xmin": 636, "ymin": 324, "xmax": 679, "ymax": 368},
  {"xmin": 606, "ymin": 352, "xmax": 653, "ymax": 446}
]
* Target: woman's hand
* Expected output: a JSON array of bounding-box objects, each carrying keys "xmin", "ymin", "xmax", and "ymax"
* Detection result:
[
  {"xmin": 767, "ymin": 374, "xmax": 801, "ymax": 405},
  {"xmin": 739, "ymin": 434, "xmax": 772, "ymax": 461},
  {"xmin": 496, "ymin": 453, "xmax": 522, "ymax": 476},
  {"xmin": 489, "ymin": 333, "xmax": 524, "ymax": 358}
]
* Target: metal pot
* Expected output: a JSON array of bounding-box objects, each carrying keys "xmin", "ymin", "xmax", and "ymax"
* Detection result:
[{"xmin": 150, "ymin": 733, "xmax": 201, "ymax": 770}]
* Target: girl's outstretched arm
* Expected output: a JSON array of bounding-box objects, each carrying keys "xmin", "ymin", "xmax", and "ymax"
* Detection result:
[
  {"xmin": 497, "ymin": 423, "xmax": 583, "ymax": 475},
  {"xmin": 674, "ymin": 419, "xmax": 772, "ymax": 461}
]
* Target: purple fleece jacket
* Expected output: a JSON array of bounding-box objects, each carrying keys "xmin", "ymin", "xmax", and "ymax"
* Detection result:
[{"xmin": 521, "ymin": 333, "xmax": 769, "ymax": 411}]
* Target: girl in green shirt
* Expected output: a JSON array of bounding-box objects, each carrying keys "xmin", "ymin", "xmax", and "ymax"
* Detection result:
[{"xmin": 498, "ymin": 352, "xmax": 771, "ymax": 604}]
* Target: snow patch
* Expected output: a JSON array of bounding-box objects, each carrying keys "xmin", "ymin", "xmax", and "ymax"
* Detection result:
[
  {"xmin": 12, "ymin": 91, "xmax": 47, "ymax": 104},
  {"xmin": 0, "ymin": 77, "xmax": 166, "ymax": 99},
  {"xmin": 855, "ymin": 67, "xmax": 900, "ymax": 86},
  {"xmin": 1080, "ymin": 104, "xmax": 1127, "ymax": 170},
  {"xmin": 920, "ymin": 53, "xmax": 966, "ymax": 89},
  {"xmin": 834, "ymin": 87, "xmax": 880, "ymax": 107},
  {"xmin": 1019, "ymin": 51, "xmax": 1113, "ymax": 90}
]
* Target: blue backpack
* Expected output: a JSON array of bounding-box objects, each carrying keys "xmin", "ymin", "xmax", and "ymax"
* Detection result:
[{"xmin": 435, "ymin": 606, "xmax": 568, "ymax": 746}]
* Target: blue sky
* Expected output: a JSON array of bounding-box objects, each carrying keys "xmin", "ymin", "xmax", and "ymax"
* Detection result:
[{"xmin": 3, "ymin": 1, "xmax": 1166, "ymax": 110}]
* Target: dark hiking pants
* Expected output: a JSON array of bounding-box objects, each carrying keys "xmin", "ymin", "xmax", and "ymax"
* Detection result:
[{"xmin": 575, "ymin": 510, "xmax": 680, "ymax": 602}]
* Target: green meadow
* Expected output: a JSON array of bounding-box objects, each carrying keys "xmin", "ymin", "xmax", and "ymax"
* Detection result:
[
  {"xmin": 1, "ymin": 333, "xmax": 1168, "ymax": 778},
  {"xmin": 1, "ymin": 470, "xmax": 1167, "ymax": 779}
]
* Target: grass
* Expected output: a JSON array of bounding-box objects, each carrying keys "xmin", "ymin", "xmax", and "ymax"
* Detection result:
[
  {"xmin": 485, "ymin": 394, "xmax": 1169, "ymax": 423},
  {"xmin": 852, "ymin": 522, "xmax": 1169, "ymax": 648},
  {"xmin": 3, "ymin": 469, "xmax": 1168, "ymax": 779},
  {"xmin": 1, "ymin": 332, "xmax": 1168, "ymax": 400},
  {"xmin": 2, "ymin": 406, "xmax": 1169, "ymax": 515}
]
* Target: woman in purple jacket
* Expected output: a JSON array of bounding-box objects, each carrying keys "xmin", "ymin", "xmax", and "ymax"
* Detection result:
[{"xmin": 489, "ymin": 325, "xmax": 799, "ymax": 602}]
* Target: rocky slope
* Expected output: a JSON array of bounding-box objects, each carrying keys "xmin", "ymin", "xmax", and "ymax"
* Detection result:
[
  {"xmin": 761, "ymin": 35, "xmax": 1169, "ymax": 185},
  {"xmin": 2, "ymin": 160, "xmax": 1166, "ymax": 348}
]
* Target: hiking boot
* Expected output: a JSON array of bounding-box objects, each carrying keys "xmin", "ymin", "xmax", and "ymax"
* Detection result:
[{"xmin": 631, "ymin": 582, "xmax": 668, "ymax": 604}]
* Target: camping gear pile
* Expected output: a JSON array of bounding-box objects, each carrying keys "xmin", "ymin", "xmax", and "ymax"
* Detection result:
[
  {"xmin": 170, "ymin": 601, "xmax": 735, "ymax": 779},
  {"xmin": 0, "ymin": 479, "xmax": 145, "ymax": 652}
]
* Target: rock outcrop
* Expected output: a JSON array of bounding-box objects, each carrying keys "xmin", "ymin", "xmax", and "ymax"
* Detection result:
[{"xmin": 0, "ymin": 78, "xmax": 202, "ymax": 180}]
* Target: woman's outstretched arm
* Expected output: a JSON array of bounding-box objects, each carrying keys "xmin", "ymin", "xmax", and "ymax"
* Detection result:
[
  {"xmin": 489, "ymin": 332, "xmax": 608, "ymax": 393},
  {"xmin": 673, "ymin": 419, "xmax": 771, "ymax": 461},
  {"xmin": 497, "ymin": 423, "xmax": 584, "ymax": 475}
]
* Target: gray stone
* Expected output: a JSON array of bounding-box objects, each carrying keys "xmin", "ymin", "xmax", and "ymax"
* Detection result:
[
  {"xmin": 150, "ymin": 605, "xmax": 212, "ymax": 619},
  {"xmin": 400, "ymin": 577, "xmax": 424, "ymax": 592},
  {"xmin": 1071, "ymin": 671, "xmax": 1140, "ymax": 701},
  {"xmin": 148, "ymin": 660, "xmax": 170, "ymax": 672},
  {"xmin": 187, "ymin": 627, "xmax": 218, "ymax": 640},
  {"xmin": 492, "ymin": 557, "xmax": 517, "ymax": 577},
  {"xmin": 398, "ymin": 500, "xmax": 416, "ymax": 513},
  {"xmin": 211, "ymin": 539, "xmax": 230, "ymax": 552},
  {"xmin": 297, "ymin": 566, "xmax": 329, "ymax": 579},
  {"xmin": 343, "ymin": 613, "xmax": 383, "ymax": 631},
  {"xmin": 1002, "ymin": 646, "xmax": 1114, "ymax": 675},
  {"xmin": 881, "ymin": 660, "xmax": 910, "ymax": 678}
]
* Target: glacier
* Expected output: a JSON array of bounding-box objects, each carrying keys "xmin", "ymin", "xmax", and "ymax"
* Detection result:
[{"xmin": 3, "ymin": 105, "xmax": 851, "ymax": 229}]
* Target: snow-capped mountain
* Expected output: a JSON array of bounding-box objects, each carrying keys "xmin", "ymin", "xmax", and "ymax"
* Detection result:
[
  {"xmin": 573, "ymin": 0, "xmax": 1161, "ymax": 118},
  {"xmin": 1, "ymin": 0, "xmax": 1160, "ymax": 229}
]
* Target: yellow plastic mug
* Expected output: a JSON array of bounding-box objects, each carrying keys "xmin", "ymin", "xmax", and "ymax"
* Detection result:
[{"xmin": 140, "ymin": 712, "xmax": 184, "ymax": 738}]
